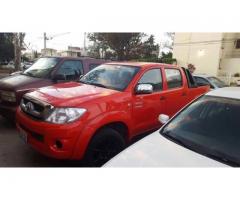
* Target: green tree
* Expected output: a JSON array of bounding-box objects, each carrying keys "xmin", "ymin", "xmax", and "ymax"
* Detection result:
[
  {"xmin": 88, "ymin": 33, "xmax": 154, "ymax": 60},
  {"xmin": 13, "ymin": 33, "xmax": 25, "ymax": 71},
  {"xmin": 0, "ymin": 33, "xmax": 14, "ymax": 62},
  {"xmin": 159, "ymin": 52, "xmax": 177, "ymax": 64},
  {"xmin": 162, "ymin": 32, "xmax": 175, "ymax": 52}
]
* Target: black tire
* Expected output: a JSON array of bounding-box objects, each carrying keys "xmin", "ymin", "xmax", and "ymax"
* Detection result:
[{"xmin": 84, "ymin": 127, "xmax": 126, "ymax": 167}]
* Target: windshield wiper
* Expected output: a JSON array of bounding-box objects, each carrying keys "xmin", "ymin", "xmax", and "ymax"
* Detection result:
[
  {"xmin": 23, "ymin": 72, "xmax": 34, "ymax": 77},
  {"xmin": 162, "ymin": 130, "xmax": 240, "ymax": 167},
  {"xmin": 79, "ymin": 80, "xmax": 107, "ymax": 88},
  {"xmin": 203, "ymin": 151, "xmax": 240, "ymax": 167},
  {"xmin": 88, "ymin": 82, "xmax": 107, "ymax": 88},
  {"xmin": 162, "ymin": 130, "xmax": 195, "ymax": 150}
]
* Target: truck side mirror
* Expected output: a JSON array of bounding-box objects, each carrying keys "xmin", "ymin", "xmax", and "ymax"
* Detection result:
[
  {"xmin": 135, "ymin": 84, "xmax": 153, "ymax": 94},
  {"xmin": 158, "ymin": 114, "xmax": 170, "ymax": 124}
]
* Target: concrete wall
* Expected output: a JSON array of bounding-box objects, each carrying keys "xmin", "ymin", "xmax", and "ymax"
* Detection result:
[
  {"xmin": 220, "ymin": 58, "xmax": 240, "ymax": 75},
  {"xmin": 173, "ymin": 33, "xmax": 223, "ymax": 76}
]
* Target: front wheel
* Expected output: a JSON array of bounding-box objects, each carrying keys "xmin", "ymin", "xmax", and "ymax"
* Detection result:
[{"xmin": 84, "ymin": 127, "xmax": 126, "ymax": 167}]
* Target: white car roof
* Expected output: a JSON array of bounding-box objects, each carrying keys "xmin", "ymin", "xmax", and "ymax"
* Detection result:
[{"xmin": 206, "ymin": 87, "xmax": 240, "ymax": 100}]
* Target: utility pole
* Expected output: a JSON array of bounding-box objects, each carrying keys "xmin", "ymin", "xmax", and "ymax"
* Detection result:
[
  {"xmin": 43, "ymin": 32, "xmax": 47, "ymax": 49},
  {"xmin": 84, "ymin": 32, "xmax": 87, "ymax": 50}
]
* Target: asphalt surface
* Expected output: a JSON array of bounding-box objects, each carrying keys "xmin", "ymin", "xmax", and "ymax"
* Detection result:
[{"xmin": 0, "ymin": 116, "xmax": 83, "ymax": 167}]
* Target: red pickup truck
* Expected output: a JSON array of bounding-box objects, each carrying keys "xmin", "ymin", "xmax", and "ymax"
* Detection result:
[{"xmin": 16, "ymin": 62, "xmax": 209, "ymax": 166}]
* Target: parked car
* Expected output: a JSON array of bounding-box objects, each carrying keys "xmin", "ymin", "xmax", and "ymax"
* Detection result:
[
  {"xmin": 0, "ymin": 56, "xmax": 107, "ymax": 120},
  {"xmin": 194, "ymin": 74, "xmax": 228, "ymax": 89},
  {"xmin": 16, "ymin": 62, "xmax": 209, "ymax": 166},
  {"xmin": 104, "ymin": 87, "xmax": 240, "ymax": 167}
]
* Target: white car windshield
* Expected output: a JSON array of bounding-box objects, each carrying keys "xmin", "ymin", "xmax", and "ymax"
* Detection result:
[{"xmin": 161, "ymin": 95, "xmax": 240, "ymax": 166}]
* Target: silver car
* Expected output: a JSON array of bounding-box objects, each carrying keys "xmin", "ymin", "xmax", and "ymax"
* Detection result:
[{"xmin": 194, "ymin": 74, "xmax": 228, "ymax": 89}]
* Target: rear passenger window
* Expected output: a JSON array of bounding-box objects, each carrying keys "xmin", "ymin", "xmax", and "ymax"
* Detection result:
[
  {"xmin": 89, "ymin": 63, "xmax": 100, "ymax": 71},
  {"xmin": 165, "ymin": 68, "xmax": 182, "ymax": 89},
  {"xmin": 138, "ymin": 69, "xmax": 162, "ymax": 92},
  {"xmin": 57, "ymin": 60, "xmax": 83, "ymax": 80}
]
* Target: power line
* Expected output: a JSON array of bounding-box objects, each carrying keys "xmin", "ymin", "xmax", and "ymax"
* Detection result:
[{"xmin": 174, "ymin": 38, "xmax": 237, "ymax": 46}]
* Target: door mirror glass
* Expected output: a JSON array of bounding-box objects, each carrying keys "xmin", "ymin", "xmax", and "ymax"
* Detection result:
[
  {"xmin": 158, "ymin": 114, "xmax": 170, "ymax": 124},
  {"xmin": 135, "ymin": 84, "xmax": 153, "ymax": 94}
]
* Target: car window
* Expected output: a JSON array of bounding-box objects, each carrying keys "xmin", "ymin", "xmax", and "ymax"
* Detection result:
[
  {"xmin": 195, "ymin": 77, "xmax": 211, "ymax": 86},
  {"xmin": 161, "ymin": 96, "xmax": 240, "ymax": 166},
  {"xmin": 57, "ymin": 60, "xmax": 83, "ymax": 81},
  {"xmin": 138, "ymin": 69, "xmax": 163, "ymax": 92},
  {"xmin": 89, "ymin": 63, "xmax": 100, "ymax": 71},
  {"xmin": 165, "ymin": 68, "xmax": 182, "ymax": 89}
]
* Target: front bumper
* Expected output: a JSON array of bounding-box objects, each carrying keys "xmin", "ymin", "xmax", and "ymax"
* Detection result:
[{"xmin": 16, "ymin": 108, "xmax": 85, "ymax": 160}]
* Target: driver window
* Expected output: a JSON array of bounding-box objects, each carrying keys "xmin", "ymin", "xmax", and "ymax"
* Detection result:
[
  {"xmin": 57, "ymin": 60, "xmax": 83, "ymax": 80},
  {"xmin": 138, "ymin": 69, "xmax": 163, "ymax": 92}
]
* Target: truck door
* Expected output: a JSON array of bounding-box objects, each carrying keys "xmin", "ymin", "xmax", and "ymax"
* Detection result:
[
  {"xmin": 132, "ymin": 68, "xmax": 165, "ymax": 135},
  {"xmin": 163, "ymin": 68, "xmax": 186, "ymax": 117}
]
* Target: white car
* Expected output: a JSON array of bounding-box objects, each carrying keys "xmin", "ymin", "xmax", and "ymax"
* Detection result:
[{"xmin": 105, "ymin": 87, "xmax": 240, "ymax": 167}]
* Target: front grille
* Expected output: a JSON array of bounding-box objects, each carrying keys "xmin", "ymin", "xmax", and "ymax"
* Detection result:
[
  {"xmin": 20, "ymin": 123, "xmax": 44, "ymax": 143},
  {"xmin": 20, "ymin": 95, "xmax": 54, "ymax": 120}
]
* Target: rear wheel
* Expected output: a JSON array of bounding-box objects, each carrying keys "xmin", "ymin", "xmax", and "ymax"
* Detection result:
[{"xmin": 84, "ymin": 127, "xmax": 126, "ymax": 167}]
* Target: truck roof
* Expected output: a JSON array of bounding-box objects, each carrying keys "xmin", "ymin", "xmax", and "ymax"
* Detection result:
[
  {"xmin": 106, "ymin": 61, "xmax": 179, "ymax": 68},
  {"xmin": 42, "ymin": 56, "xmax": 108, "ymax": 61},
  {"xmin": 206, "ymin": 87, "xmax": 240, "ymax": 100}
]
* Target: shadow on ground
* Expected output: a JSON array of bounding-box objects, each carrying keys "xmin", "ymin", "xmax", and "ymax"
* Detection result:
[{"xmin": 0, "ymin": 116, "xmax": 84, "ymax": 167}]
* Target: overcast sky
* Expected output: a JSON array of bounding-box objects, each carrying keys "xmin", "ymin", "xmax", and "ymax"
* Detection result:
[{"xmin": 24, "ymin": 32, "xmax": 168, "ymax": 52}]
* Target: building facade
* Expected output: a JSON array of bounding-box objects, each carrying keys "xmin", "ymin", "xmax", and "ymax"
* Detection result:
[{"xmin": 173, "ymin": 33, "xmax": 240, "ymax": 84}]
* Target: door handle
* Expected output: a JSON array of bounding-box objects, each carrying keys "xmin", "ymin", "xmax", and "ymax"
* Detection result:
[{"xmin": 160, "ymin": 96, "xmax": 166, "ymax": 101}]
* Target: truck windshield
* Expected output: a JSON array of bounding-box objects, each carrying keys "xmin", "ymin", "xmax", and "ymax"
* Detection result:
[
  {"xmin": 161, "ymin": 95, "xmax": 240, "ymax": 166},
  {"xmin": 23, "ymin": 58, "xmax": 60, "ymax": 78},
  {"xmin": 79, "ymin": 64, "xmax": 140, "ymax": 91}
]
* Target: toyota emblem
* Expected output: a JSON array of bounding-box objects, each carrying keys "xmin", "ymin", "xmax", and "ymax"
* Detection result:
[{"xmin": 25, "ymin": 102, "xmax": 34, "ymax": 112}]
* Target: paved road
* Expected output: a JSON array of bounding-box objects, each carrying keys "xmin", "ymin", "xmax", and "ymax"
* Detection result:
[{"xmin": 0, "ymin": 116, "xmax": 82, "ymax": 167}]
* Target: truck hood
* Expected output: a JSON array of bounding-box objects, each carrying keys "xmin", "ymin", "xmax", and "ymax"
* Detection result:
[
  {"xmin": 0, "ymin": 74, "xmax": 43, "ymax": 91},
  {"xmin": 28, "ymin": 82, "xmax": 119, "ymax": 106},
  {"xmin": 104, "ymin": 132, "xmax": 227, "ymax": 167}
]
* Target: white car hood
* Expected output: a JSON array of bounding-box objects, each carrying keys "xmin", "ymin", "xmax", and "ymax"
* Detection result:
[{"xmin": 105, "ymin": 132, "xmax": 227, "ymax": 167}]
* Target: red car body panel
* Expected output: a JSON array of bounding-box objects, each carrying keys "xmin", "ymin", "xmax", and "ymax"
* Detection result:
[{"xmin": 16, "ymin": 62, "xmax": 210, "ymax": 160}]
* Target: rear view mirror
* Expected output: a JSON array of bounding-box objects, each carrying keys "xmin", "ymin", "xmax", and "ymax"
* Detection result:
[
  {"xmin": 135, "ymin": 84, "xmax": 153, "ymax": 94},
  {"xmin": 79, "ymin": 75, "xmax": 84, "ymax": 80},
  {"xmin": 158, "ymin": 114, "xmax": 170, "ymax": 124}
]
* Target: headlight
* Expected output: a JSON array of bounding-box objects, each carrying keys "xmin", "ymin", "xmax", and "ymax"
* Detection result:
[
  {"xmin": 45, "ymin": 108, "xmax": 87, "ymax": 124},
  {"xmin": 0, "ymin": 91, "xmax": 16, "ymax": 102}
]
